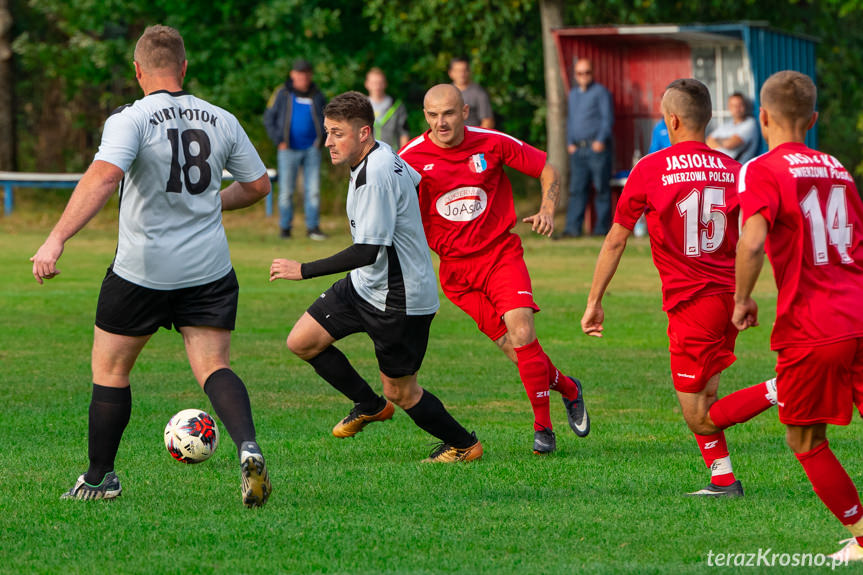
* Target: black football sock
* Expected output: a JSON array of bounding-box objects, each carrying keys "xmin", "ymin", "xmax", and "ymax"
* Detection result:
[
  {"xmin": 405, "ymin": 390, "xmax": 474, "ymax": 448},
  {"xmin": 84, "ymin": 384, "xmax": 131, "ymax": 485},
  {"xmin": 307, "ymin": 346, "xmax": 382, "ymax": 412},
  {"xmin": 204, "ymin": 368, "xmax": 256, "ymax": 456}
]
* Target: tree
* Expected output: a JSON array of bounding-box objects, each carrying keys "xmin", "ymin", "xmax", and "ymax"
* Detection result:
[
  {"xmin": 540, "ymin": 0, "xmax": 566, "ymax": 182},
  {"xmin": 0, "ymin": 0, "xmax": 13, "ymax": 170}
]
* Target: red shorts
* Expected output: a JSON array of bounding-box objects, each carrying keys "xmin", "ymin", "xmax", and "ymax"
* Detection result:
[
  {"xmin": 776, "ymin": 338, "xmax": 863, "ymax": 426},
  {"xmin": 666, "ymin": 293, "xmax": 738, "ymax": 393},
  {"xmin": 438, "ymin": 234, "xmax": 539, "ymax": 341}
]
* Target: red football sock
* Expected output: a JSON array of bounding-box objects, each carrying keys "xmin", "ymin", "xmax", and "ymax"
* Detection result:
[
  {"xmin": 514, "ymin": 340, "xmax": 553, "ymax": 431},
  {"xmin": 694, "ymin": 431, "xmax": 736, "ymax": 486},
  {"xmin": 796, "ymin": 440, "xmax": 863, "ymax": 531},
  {"xmin": 709, "ymin": 379, "xmax": 776, "ymax": 430}
]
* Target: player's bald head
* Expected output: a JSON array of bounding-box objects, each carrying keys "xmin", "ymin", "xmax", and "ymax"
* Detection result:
[
  {"xmin": 424, "ymin": 84, "xmax": 464, "ymax": 110},
  {"xmin": 662, "ymin": 79, "xmax": 712, "ymax": 131},
  {"xmin": 760, "ymin": 70, "xmax": 816, "ymax": 130},
  {"xmin": 134, "ymin": 25, "xmax": 185, "ymax": 74}
]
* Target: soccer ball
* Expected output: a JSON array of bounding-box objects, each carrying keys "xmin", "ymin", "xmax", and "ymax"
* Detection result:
[{"xmin": 164, "ymin": 409, "xmax": 220, "ymax": 464}]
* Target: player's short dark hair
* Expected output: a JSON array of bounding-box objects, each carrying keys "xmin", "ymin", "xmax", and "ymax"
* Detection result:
[
  {"xmin": 134, "ymin": 25, "xmax": 185, "ymax": 73},
  {"xmin": 324, "ymin": 91, "xmax": 375, "ymax": 130},
  {"xmin": 664, "ymin": 78, "xmax": 712, "ymax": 130},
  {"xmin": 760, "ymin": 70, "xmax": 816, "ymax": 128},
  {"xmin": 448, "ymin": 56, "xmax": 470, "ymax": 71}
]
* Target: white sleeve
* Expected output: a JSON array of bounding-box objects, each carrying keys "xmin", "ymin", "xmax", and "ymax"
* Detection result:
[
  {"xmin": 93, "ymin": 108, "xmax": 142, "ymax": 172},
  {"xmin": 352, "ymin": 183, "xmax": 396, "ymax": 246},
  {"xmin": 225, "ymin": 114, "xmax": 267, "ymax": 182}
]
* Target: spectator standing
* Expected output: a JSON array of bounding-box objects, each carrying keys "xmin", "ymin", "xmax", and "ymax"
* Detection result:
[
  {"xmin": 564, "ymin": 58, "xmax": 614, "ymax": 237},
  {"xmin": 447, "ymin": 57, "xmax": 494, "ymax": 129},
  {"xmin": 365, "ymin": 67, "xmax": 409, "ymax": 150},
  {"xmin": 264, "ymin": 58, "xmax": 328, "ymax": 240}
]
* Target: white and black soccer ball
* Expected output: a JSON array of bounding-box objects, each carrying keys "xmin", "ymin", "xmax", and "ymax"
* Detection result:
[{"xmin": 164, "ymin": 409, "xmax": 220, "ymax": 464}]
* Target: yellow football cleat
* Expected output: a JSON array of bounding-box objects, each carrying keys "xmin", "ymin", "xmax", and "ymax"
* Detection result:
[
  {"xmin": 332, "ymin": 399, "xmax": 395, "ymax": 438},
  {"xmin": 423, "ymin": 432, "xmax": 483, "ymax": 463}
]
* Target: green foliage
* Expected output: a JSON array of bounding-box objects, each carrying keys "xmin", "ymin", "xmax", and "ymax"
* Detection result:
[{"xmin": 8, "ymin": 0, "xmax": 863, "ymax": 178}]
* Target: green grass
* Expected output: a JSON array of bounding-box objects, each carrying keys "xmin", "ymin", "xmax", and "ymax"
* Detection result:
[{"xmin": 0, "ymin": 208, "xmax": 858, "ymax": 574}]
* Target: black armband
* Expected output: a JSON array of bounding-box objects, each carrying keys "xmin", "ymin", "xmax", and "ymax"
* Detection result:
[{"xmin": 300, "ymin": 243, "xmax": 380, "ymax": 279}]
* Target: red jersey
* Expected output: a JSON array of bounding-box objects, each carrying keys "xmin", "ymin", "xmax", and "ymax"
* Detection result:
[
  {"xmin": 739, "ymin": 142, "xmax": 863, "ymax": 350},
  {"xmin": 399, "ymin": 126, "xmax": 546, "ymax": 259},
  {"xmin": 615, "ymin": 140, "xmax": 741, "ymax": 311}
]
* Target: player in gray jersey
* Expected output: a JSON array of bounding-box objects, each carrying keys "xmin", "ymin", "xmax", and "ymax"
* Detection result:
[
  {"xmin": 270, "ymin": 91, "xmax": 482, "ymax": 462},
  {"xmin": 31, "ymin": 25, "xmax": 272, "ymax": 507}
]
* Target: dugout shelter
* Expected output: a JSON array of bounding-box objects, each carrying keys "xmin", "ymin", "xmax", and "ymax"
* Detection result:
[{"xmin": 553, "ymin": 21, "xmax": 818, "ymax": 176}]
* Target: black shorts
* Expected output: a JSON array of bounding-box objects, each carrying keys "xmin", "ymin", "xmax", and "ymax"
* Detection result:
[
  {"xmin": 95, "ymin": 267, "xmax": 239, "ymax": 336},
  {"xmin": 307, "ymin": 276, "xmax": 435, "ymax": 379}
]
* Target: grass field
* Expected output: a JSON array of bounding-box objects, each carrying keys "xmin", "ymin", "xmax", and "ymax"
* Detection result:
[{"xmin": 1, "ymin": 203, "xmax": 860, "ymax": 574}]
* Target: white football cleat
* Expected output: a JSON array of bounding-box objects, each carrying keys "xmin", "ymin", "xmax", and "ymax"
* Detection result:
[{"xmin": 829, "ymin": 538, "xmax": 863, "ymax": 562}]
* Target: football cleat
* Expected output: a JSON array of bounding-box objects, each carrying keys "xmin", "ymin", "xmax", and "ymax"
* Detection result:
[
  {"xmin": 240, "ymin": 442, "xmax": 271, "ymax": 508},
  {"xmin": 61, "ymin": 471, "xmax": 122, "ymax": 501},
  {"xmin": 332, "ymin": 399, "xmax": 395, "ymax": 438},
  {"xmin": 686, "ymin": 480, "xmax": 744, "ymax": 497},
  {"xmin": 533, "ymin": 427, "xmax": 556, "ymax": 454},
  {"xmin": 423, "ymin": 432, "xmax": 483, "ymax": 463},
  {"xmin": 829, "ymin": 538, "xmax": 863, "ymax": 562},
  {"xmin": 562, "ymin": 377, "xmax": 590, "ymax": 437}
]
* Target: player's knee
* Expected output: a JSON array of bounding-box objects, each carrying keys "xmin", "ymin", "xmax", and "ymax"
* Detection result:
[
  {"xmin": 507, "ymin": 324, "xmax": 535, "ymax": 348},
  {"xmin": 286, "ymin": 330, "xmax": 315, "ymax": 359},
  {"xmin": 683, "ymin": 412, "xmax": 718, "ymax": 435}
]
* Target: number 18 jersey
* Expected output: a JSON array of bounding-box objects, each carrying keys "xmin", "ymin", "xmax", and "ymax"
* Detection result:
[
  {"xmin": 739, "ymin": 142, "xmax": 863, "ymax": 350},
  {"xmin": 94, "ymin": 90, "xmax": 267, "ymax": 290},
  {"xmin": 615, "ymin": 140, "xmax": 741, "ymax": 311}
]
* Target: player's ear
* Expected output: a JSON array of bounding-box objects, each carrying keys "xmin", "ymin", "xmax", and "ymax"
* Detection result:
[
  {"xmin": 359, "ymin": 124, "xmax": 372, "ymax": 142},
  {"xmin": 759, "ymin": 107, "xmax": 768, "ymax": 128},
  {"xmin": 462, "ymin": 105, "xmax": 469, "ymax": 120},
  {"xmin": 806, "ymin": 111, "xmax": 818, "ymax": 131}
]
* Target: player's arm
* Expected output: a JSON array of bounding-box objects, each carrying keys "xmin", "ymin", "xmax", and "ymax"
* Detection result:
[
  {"xmin": 732, "ymin": 212, "xmax": 768, "ymax": 331},
  {"xmin": 221, "ymin": 173, "xmax": 271, "ymax": 211},
  {"xmin": 581, "ymin": 223, "xmax": 632, "ymax": 337},
  {"xmin": 521, "ymin": 163, "xmax": 560, "ymax": 237},
  {"xmin": 30, "ymin": 160, "xmax": 124, "ymax": 284},
  {"xmin": 270, "ymin": 244, "xmax": 380, "ymax": 282}
]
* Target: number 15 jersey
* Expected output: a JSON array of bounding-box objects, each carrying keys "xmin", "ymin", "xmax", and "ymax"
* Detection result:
[
  {"xmin": 94, "ymin": 90, "xmax": 267, "ymax": 290},
  {"xmin": 739, "ymin": 142, "xmax": 863, "ymax": 350},
  {"xmin": 615, "ymin": 140, "xmax": 741, "ymax": 311}
]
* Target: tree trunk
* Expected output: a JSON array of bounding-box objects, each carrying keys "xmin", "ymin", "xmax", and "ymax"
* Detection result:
[
  {"xmin": 539, "ymin": 0, "xmax": 566, "ymax": 206},
  {"xmin": 0, "ymin": 0, "xmax": 14, "ymax": 170}
]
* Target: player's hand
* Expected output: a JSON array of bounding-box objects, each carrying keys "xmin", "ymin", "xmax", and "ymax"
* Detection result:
[
  {"xmin": 732, "ymin": 298, "xmax": 759, "ymax": 331},
  {"xmin": 30, "ymin": 237, "xmax": 64, "ymax": 284},
  {"xmin": 567, "ymin": 144, "xmax": 576, "ymax": 155},
  {"xmin": 581, "ymin": 304, "xmax": 605, "ymax": 337},
  {"xmin": 269, "ymin": 258, "xmax": 303, "ymax": 281},
  {"xmin": 591, "ymin": 141, "xmax": 605, "ymax": 153},
  {"xmin": 522, "ymin": 212, "xmax": 554, "ymax": 237}
]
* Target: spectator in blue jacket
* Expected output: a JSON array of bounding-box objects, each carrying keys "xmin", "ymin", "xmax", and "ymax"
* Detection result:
[
  {"xmin": 563, "ymin": 58, "xmax": 614, "ymax": 237},
  {"xmin": 264, "ymin": 59, "xmax": 328, "ymax": 240}
]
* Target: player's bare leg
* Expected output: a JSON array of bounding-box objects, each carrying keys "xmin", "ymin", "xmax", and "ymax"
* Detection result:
[
  {"xmin": 182, "ymin": 326, "xmax": 270, "ymax": 508},
  {"xmin": 380, "ymin": 373, "xmax": 482, "ymax": 463},
  {"xmin": 62, "ymin": 328, "xmax": 149, "ymax": 500},
  {"xmin": 288, "ymin": 312, "xmax": 392, "ymax": 438},
  {"xmin": 786, "ymin": 424, "xmax": 863, "ymax": 561},
  {"xmin": 499, "ymin": 307, "xmax": 589, "ymax": 454},
  {"xmin": 679, "ymin": 373, "xmax": 776, "ymax": 497}
]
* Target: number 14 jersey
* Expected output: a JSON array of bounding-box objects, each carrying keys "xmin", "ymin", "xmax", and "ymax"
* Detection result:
[
  {"xmin": 615, "ymin": 140, "xmax": 741, "ymax": 311},
  {"xmin": 739, "ymin": 142, "xmax": 863, "ymax": 350},
  {"xmin": 94, "ymin": 90, "xmax": 267, "ymax": 289}
]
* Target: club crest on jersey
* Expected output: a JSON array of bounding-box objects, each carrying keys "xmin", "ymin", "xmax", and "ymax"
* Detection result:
[
  {"xmin": 468, "ymin": 153, "xmax": 487, "ymax": 173},
  {"xmin": 435, "ymin": 187, "xmax": 488, "ymax": 222}
]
